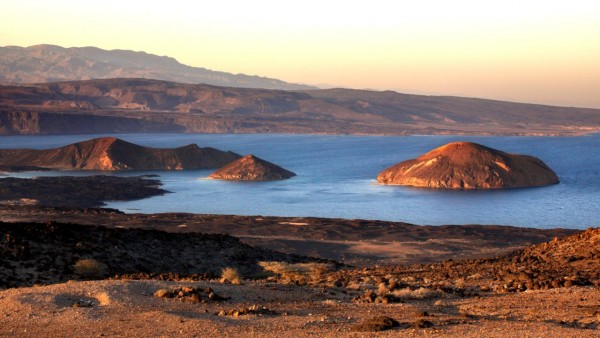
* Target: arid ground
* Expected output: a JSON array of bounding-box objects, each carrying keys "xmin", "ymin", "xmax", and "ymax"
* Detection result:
[{"xmin": 1, "ymin": 205, "xmax": 599, "ymax": 336}]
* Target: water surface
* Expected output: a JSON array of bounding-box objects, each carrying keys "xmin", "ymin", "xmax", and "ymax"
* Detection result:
[{"xmin": 2, "ymin": 133, "xmax": 599, "ymax": 229}]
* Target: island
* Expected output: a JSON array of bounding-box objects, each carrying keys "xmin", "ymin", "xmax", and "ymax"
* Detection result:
[
  {"xmin": 209, "ymin": 154, "xmax": 296, "ymax": 181},
  {"xmin": 377, "ymin": 141, "xmax": 559, "ymax": 189},
  {"xmin": 0, "ymin": 137, "xmax": 241, "ymax": 171}
]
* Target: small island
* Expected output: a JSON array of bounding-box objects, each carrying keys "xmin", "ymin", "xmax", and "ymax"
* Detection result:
[
  {"xmin": 209, "ymin": 154, "xmax": 296, "ymax": 181},
  {"xmin": 0, "ymin": 137, "xmax": 241, "ymax": 171},
  {"xmin": 377, "ymin": 142, "xmax": 559, "ymax": 189}
]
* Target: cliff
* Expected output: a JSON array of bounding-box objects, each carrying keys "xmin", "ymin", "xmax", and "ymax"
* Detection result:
[
  {"xmin": 2, "ymin": 78, "xmax": 600, "ymax": 136},
  {"xmin": 377, "ymin": 142, "xmax": 559, "ymax": 189}
]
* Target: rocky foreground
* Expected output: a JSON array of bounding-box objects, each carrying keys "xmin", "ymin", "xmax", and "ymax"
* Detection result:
[
  {"xmin": 0, "ymin": 221, "xmax": 327, "ymax": 289},
  {"xmin": 0, "ymin": 221, "xmax": 599, "ymax": 336}
]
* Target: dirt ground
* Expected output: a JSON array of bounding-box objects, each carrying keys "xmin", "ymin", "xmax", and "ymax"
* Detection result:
[
  {"xmin": 1, "ymin": 206, "xmax": 598, "ymax": 336},
  {"xmin": 0, "ymin": 279, "xmax": 598, "ymax": 337}
]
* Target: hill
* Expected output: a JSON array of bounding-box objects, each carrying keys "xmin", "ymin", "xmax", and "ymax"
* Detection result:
[
  {"xmin": 0, "ymin": 136, "xmax": 241, "ymax": 170},
  {"xmin": 209, "ymin": 154, "xmax": 296, "ymax": 181},
  {"xmin": 377, "ymin": 142, "xmax": 559, "ymax": 189}
]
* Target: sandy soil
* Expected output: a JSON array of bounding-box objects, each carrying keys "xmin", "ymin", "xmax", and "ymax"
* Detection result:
[{"xmin": 0, "ymin": 279, "xmax": 598, "ymax": 337}]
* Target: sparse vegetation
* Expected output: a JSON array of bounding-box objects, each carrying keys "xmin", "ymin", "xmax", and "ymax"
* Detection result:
[
  {"xmin": 220, "ymin": 267, "xmax": 242, "ymax": 285},
  {"xmin": 258, "ymin": 261, "xmax": 335, "ymax": 285},
  {"xmin": 73, "ymin": 258, "xmax": 108, "ymax": 279},
  {"xmin": 390, "ymin": 287, "xmax": 445, "ymax": 300}
]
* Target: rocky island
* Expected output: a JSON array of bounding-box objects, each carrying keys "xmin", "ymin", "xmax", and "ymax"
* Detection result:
[
  {"xmin": 209, "ymin": 154, "xmax": 296, "ymax": 181},
  {"xmin": 377, "ymin": 142, "xmax": 559, "ymax": 189},
  {"xmin": 0, "ymin": 137, "xmax": 241, "ymax": 171}
]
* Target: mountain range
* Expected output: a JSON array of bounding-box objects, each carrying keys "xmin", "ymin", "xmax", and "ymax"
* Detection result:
[
  {"xmin": 1, "ymin": 78, "xmax": 599, "ymax": 135},
  {"xmin": 0, "ymin": 44, "xmax": 315, "ymax": 90}
]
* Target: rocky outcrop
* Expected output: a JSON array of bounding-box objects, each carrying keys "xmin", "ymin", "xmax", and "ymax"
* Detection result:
[
  {"xmin": 0, "ymin": 137, "xmax": 241, "ymax": 170},
  {"xmin": 377, "ymin": 142, "xmax": 559, "ymax": 189},
  {"xmin": 209, "ymin": 154, "xmax": 296, "ymax": 181}
]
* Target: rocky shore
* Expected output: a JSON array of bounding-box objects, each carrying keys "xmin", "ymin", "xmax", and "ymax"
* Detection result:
[{"xmin": 0, "ymin": 175, "xmax": 168, "ymax": 208}]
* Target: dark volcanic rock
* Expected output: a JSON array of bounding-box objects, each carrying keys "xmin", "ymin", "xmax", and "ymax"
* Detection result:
[
  {"xmin": 352, "ymin": 316, "xmax": 401, "ymax": 332},
  {"xmin": 209, "ymin": 154, "xmax": 296, "ymax": 181},
  {"xmin": 330, "ymin": 227, "xmax": 600, "ymax": 295},
  {"xmin": 0, "ymin": 221, "xmax": 324, "ymax": 289},
  {"xmin": 377, "ymin": 142, "xmax": 559, "ymax": 189},
  {"xmin": 0, "ymin": 175, "xmax": 167, "ymax": 208},
  {"xmin": 0, "ymin": 137, "xmax": 241, "ymax": 170}
]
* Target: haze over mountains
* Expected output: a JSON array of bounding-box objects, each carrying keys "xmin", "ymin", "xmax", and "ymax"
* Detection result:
[
  {"xmin": 0, "ymin": 44, "xmax": 315, "ymax": 90},
  {"xmin": 1, "ymin": 78, "xmax": 599, "ymax": 136}
]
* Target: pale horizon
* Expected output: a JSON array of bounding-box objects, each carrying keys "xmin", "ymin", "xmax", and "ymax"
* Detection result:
[{"xmin": 2, "ymin": 0, "xmax": 600, "ymax": 108}]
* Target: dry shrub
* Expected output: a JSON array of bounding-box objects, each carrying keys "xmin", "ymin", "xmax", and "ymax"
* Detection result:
[
  {"xmin": 73, "ymin": 258, "xmax": 108, "ymax": 279},
  {"xmin": 377, "ymin": 283, "xmax": 390, "ymax": 296},
  {"xmin": 390, "ymin": 287, "xmax": 445, "ymax": 300},
  {"xmin": 454, "ymin": 278, "xmax": 466, "ymax": 288},
  {"xmin": 346, "ymin": 281, "xmax": 363, "ymax": 290},
  {"xmin": 95, "ymin": 292, "xmax": 111, "ymax": 306},
  {"xmin": 258, "ymin": 261, "xmax": 334, "ymax": 284},
  {"xmin": 220, "ymin": 267, "xmax": 242, "ymax": 285}
]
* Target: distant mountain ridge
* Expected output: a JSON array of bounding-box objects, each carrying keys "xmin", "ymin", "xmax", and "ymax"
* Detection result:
[
  {"xmin": 0, "ymin": 44, "xmax": 315, "ymax": 90},
  {"xmin": 1, "ymin": 78, "xmax": 599, "ymax": 136}
]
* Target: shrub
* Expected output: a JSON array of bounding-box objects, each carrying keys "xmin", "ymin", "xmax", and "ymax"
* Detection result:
[
  {"xmin": 389, "ymin": 287, "xmax": 445, "ymax": 300},
  {"xmin": 258, "ymin": 261, "xmax": 334, "ymax": 284},
  {"xmin": 220, "ymin": 267, "xmax": 242, "ymax": 285},
  {"xmin": 73, "ymin": 258, "xmax": 108, "ymax": 279}
]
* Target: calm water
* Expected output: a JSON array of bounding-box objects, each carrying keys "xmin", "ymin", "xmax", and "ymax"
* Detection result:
[{"xmin": 2, "ymin": 133, "xmax": 599, "ymax": 229}]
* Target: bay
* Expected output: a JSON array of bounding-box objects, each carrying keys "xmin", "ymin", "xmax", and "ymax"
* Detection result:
[{"xmin": 2, "ymin": 133, "xmax": 599, "ymax": 229}]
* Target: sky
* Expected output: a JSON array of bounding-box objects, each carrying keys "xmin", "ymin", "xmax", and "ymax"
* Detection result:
[{"xmin": 1, "ymin": 0, "xmax": 600, "ymax": 108}]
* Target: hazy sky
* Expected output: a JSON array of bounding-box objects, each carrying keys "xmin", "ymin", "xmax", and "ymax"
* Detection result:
[{"xmin": 2, "ymin": 0, "xmax": 600, "ymax": 108}]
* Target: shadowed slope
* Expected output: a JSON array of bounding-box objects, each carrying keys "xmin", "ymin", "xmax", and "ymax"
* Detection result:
[{"xmin": 377, "ymin": 142, "xmax": 559, "ymax": 189}]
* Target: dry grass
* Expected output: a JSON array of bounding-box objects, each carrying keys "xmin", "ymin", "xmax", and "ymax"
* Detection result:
[
  {"xmin": 258, "ymin": 261, "xmax": 335, "ymax": 284},
  {"xmin": 220, "ymin": 267, "xmax": 242, "ymax": 285},
  {"xmin": 72, "ymin": 258, "xmax": 108, "ymax": 279},
  {"xmin": 94, "ymin": 292, "xmax": 111, "ymax": 306},
  {"xmin": 389, "ymin": 287, "xmax": 445, "ymax": 300}
]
